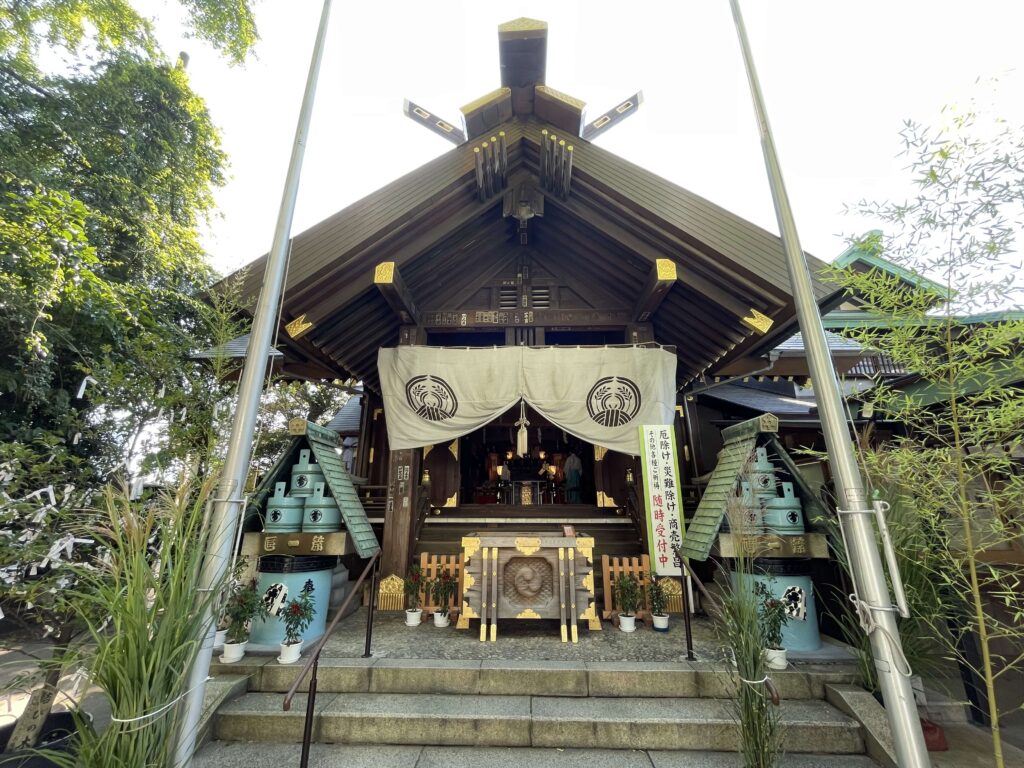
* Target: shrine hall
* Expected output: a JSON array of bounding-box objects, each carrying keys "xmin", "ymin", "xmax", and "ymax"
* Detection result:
[{"xmin": 222, "ymin": 17, "xmax": 843, "ymax": 625}]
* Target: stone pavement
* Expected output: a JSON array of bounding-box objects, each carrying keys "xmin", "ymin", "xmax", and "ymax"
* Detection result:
[
  {"xmin": 315, "ymin": 607, "xmax": 856, "ymax": 664},
  {"xmin": 194, "ymin": 742, "xmax": 881, "ymax": 767}
]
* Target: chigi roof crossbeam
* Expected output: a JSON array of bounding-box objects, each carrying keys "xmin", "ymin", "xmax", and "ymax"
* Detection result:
[{"xmin": 403, "ymin": 17, "xmax": 643, "ymax": 146}]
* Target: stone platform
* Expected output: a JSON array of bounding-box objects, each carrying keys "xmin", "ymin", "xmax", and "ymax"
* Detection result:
[{"xmin": 288, "ymin": 607, "xmax": 854, "ymax": 664}]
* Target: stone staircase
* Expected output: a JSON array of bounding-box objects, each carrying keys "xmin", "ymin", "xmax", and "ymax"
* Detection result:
[{"xmin": 203, "ymin": 656, "xmax": 880, "ymax": 763}]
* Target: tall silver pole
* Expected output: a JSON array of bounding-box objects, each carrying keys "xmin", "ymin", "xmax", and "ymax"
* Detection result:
[
  {"xmin": 727, "ymin": 2, "xmax": 930, "ymax": 766},
  {"xmin": 173, "ymin": 1, "xmax": 334, "ymax": 764}
]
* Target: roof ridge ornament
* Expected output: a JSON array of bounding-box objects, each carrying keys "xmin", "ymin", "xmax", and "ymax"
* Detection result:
[{"xmin": 403, "ymin": 18, "xmax": 641, "ymax": 144}]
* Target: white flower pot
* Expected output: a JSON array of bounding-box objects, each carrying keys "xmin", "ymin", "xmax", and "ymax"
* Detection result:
[
  {"xmin": 278, "ymin": 640, "xmax": 303, "ymax": 664},
  {"xmin": 618, "ymin": 613, "xmax": 637, "ymax": 633},
  {"xmin": 214, "ymin": 628, "xmax": 228, "ymax": 649},
  {"xmin": 652, "ymin": 613, "xmax": 670, "ymax": 632},
  {"xmin": 220, "ymin": 640, "xmax": 247, "ymax": 664},
  {"xmin": 764, "ymin": 647, "xmax": 788, "ymax": 670},
  {"xmin": 405, "ymin": 608, "xmax": 422, "ymax": 627},
  {"xmin": 433, "ymin": 612, "xmax": 450, "ymax": 627}
]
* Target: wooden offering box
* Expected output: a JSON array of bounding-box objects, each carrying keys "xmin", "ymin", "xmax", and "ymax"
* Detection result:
[{"xmin": 456, "ymin": 531, "xmax": 600, "ymax": 643}]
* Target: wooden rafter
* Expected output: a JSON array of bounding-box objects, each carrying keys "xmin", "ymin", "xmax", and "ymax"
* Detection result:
[
  {"xmin": 374, "ymin": 261, "xmax": 420, "ymax": 325},
  {"xmin": 633, "ymin": 258, "xmax": 678, "ymax": 322}
]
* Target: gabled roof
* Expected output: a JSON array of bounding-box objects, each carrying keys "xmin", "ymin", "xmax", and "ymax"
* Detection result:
[
  {"xmin": 221, "ymin": 16, "xmax": 844, "ymax": 391},
  {"xmin": 774, "ymin": 330, "xmax": 863, "ymax": 355},
  {"xmin": 701, "ymin": 384, "xmax": 816, "ymax": 416},
  {"xmin": 832, "ymin": 232, "xmax": 951, "ymax": 301},
  {"xmin": 191, "ymin": 332, "xmax": 282, "ymax": 359},
  {"xmin": 325, "ymin": 391, "xmax": 362, "ymax": 436},
  {"xmin": 221, "ymin": 116, "xmax": 841, "ymax": 391}
]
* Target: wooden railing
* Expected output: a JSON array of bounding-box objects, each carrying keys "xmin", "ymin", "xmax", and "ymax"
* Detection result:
[
  {"xmin": 417, "ymin": 552, "xmax": 465, "ymax": 615},
  {"xmin": 624, "ymin": 483, "xmax": 646, "ymax": 539},
  {"xmin": 411, "ymin": 482, "xmax": 432, "ymax": 543},
  {"xmin": 602, "ymin": 552, "xmax": 695, "ymax": 661}
]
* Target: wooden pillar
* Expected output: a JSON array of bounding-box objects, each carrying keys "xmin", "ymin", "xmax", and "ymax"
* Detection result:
[
  {"xmin": 355, "ymin": 389, "xmax": 372, "ymax": 480},
  {"xmin": 380, "ymin": 325, "xmax": 426, "ymax": 581}
]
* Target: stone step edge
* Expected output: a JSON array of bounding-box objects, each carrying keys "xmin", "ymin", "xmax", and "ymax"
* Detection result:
[
  {"xmin": 197, "ymin": 741, "xmax": 882, "ymax": 768},
  {"xmin": 214, "ymin": 693, "xmax": 864, "ymax": 754},
  {"xmin": 212, "ymin": 656, "xmax": 859, "ymax": 701},
  {"xmin": 196, "ymin": 675, "xmax": 250, "ymax": 750}
]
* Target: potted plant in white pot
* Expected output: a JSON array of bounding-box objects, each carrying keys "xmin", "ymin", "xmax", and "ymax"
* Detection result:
[
  {"xmin": 216, "ymin": 556, "xmax": 250, "ymax": 649},
  {"xmin": 278, "ymin": 584, "xmax": 315, "ymax": 664},
  {"xmin": 404, "ymin": 564, "xmax": 424, "ymax": 626},
  {"xmin": 755, "ymin": 580, "xmax": 789, "ymax": 670},
  {"xmin": 221, "ymin": 580, "xmax": 266, "ymax": 663},
  {"xmin": 430, "ymin": 568, "xmax": 457, "ymax": 627},
  {"xmin": 649, "ymin": 577, "xmax": 670, "ymax": 632},
  {"xmin": 614, "ymin": 573, "xmax": 642, "ymax": 633}
]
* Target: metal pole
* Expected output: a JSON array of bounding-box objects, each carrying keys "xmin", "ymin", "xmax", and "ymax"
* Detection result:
[
  {"xmin": 299, "ymin": 657, "xmax": 320, "ymax": 768},
  {"xmin": 172, "ymin": 1, "xmax": 335, "ymax": 764},
  {"xmin": 726, "ymin": 3, "xmax": 930, "ymax": 766},
  {"xmin": 362, "ymin": 554, "xmax": 380, "ymax": 658}
]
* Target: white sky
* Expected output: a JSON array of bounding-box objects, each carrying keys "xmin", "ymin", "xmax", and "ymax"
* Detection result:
[{"xmin": 138, "ymin": 1, "xmax": 1024, "ymax": 278}]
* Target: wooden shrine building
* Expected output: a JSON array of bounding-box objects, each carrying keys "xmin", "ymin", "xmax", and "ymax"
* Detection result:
[{"xmin": 224, "ymin": 18, "xmax": 842, "ymax": 588}]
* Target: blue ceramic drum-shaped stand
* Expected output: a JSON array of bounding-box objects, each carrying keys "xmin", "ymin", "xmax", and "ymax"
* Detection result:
[
  {"xmin": 247, "ymin": 555, "xmax": 337, "ymax": 652},
  {"xmin": 263, "ymin": 482, "xmax": 305, "ymax": 533},
  {"xmin": 290, "ymin": 448, "xmax": 324, "ymax": 497},
  {"xmin": 302, "ymin": 482, "xmax": 342, "ymax": 533}
]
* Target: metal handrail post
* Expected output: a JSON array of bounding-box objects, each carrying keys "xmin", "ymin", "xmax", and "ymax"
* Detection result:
[
  {"xmin": 681, "ymin": 570, "xmax": 695, "ymax": 661},
  {"xmin": 283, "ymin": 551, "xmax": 380, "ymax": 711},
  {"xmin": 363, "ymin": 555, "xmax": 380, "ymax": 658},
  {"xmin": 298, "ymin": 656, "xmax": 319, "ymax": 768}
]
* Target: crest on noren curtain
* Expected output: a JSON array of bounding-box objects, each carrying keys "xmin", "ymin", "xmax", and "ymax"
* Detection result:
[
  {"xmin": 587, "ymin": 376, "xmax": 641, "ymax": 427},
  {"xmin": 405, "ymin": 375, "xmax": 459, "ymax": 421}
]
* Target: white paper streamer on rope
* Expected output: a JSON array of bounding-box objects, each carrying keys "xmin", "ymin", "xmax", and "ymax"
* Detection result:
[
  {"xmin": 515, "ymin": 402, "xmax": 530, "ymax": 457},
  {"xmin": 30, "ymin": 505, "xmax": 54, "ymax": 524},
  {"xmin": 76, "ymin": 376, "xmax": 98, "ymax": 399},
  {"xmin": 23, "ymin": 486, "xmax": 56, "ymax": 506}
]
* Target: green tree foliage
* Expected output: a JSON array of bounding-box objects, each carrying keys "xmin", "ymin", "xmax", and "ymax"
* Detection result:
[
  {"xmin": 0, "ymin": 54, "xmax": 237, "ymax": 480},
  {"xmin": 0, "ymin": 3, "xmax": 255, "ymax": 747},
  {"xmin": 251, "ymin": 379, "xmax": 351, "ymax": 474},
  {"xmin": 0, "ymin": 0, "xmax": 257, "ymax": 65},
  {"xmin": 828, "ymin": 102, "xmax": 1024, "ymax": 768}
]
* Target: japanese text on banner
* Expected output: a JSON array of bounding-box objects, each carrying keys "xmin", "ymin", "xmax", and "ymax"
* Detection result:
[{"xmin": 638, "ymin": 424, "xmax": 685, "ymax": 576}]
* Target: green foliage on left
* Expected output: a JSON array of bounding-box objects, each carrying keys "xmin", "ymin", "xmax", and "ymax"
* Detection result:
[
  {"xmin": 0, "ymin": 0, "xmax": 257, "ymax": 65},
  {"xmin": 49, "ymin": 479, "xmax": 229, "ymax": 768},
  {"xmin": 0, "ymin": 21, "xmax": 250, "ymax": 754}
]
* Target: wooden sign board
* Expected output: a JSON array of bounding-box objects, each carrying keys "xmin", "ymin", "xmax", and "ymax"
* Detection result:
[
  {"xmin": 717, "ymin": 533, "xmax": 829, "ymax": 560},
  {"xmin": 244, "ymin": 531, "xmax": 353, "ymax": 557}
]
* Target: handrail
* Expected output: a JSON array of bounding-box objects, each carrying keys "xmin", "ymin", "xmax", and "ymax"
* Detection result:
[
  {"xmin": 282, "ymin": 549, "xmax": 381, "ymax": 768},
  {"xmin": 411, "ymin": 483, "xmax": 431, "ymax": 543},
  {"xmin": 624, "ymin": 483, "xmax": 645, "ymax": 538}
]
